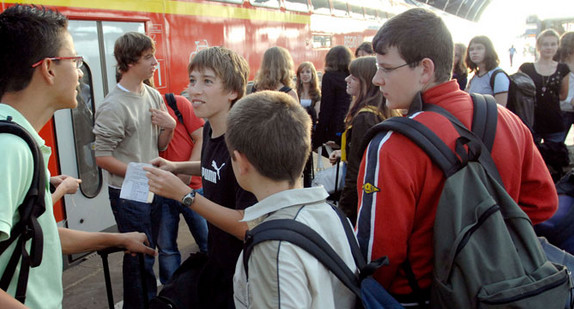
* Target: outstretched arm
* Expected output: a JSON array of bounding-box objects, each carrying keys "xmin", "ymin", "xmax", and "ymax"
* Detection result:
[
  {"xmin": 58, "ymin": 228, "xmax": 157, "ymax": 256},
  {"xmin": 149, "ymin": 157, "xmax": 201, "ymax": 176},
  {"xmin": 145, "ymin": 166, "xmax": 247, "ymax": 240}
]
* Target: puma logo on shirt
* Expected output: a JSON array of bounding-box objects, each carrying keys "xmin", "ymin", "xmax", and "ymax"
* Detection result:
[{"xmin": 203, "ymin": 160, "xmax": 226, "ymax": 184}]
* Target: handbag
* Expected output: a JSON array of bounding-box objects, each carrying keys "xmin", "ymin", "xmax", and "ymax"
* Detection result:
[{"xmin": 312, "ymin": 145, "xmax": 344, "ymax": 194}]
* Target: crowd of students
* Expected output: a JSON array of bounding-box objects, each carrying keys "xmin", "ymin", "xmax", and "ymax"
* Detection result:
[
  {"xmin": 0, "ymin": 3, "xmax": 569, "ymax": 309},
  {"xmin": 461, "ymin": 30, "xmax": 574, "ymax": 180}
]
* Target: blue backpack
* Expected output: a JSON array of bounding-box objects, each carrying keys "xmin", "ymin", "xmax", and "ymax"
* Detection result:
[{"xmin": 243, "ymin": 204, "xmax": 403, "ymax": 309}]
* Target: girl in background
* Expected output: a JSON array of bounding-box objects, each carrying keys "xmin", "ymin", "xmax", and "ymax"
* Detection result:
[
  {"xmin": 314, "ymin": 45, "xmax": 353, "ymax": 149},
  {"xmin": 296, "ymin": 61, "xmax": 321, "ymax": 122},
  {"xmin": 296, "ymin": 61, "xmax": 322, "ymax": 187},
  {"xmin": 453, "ymin": 43, "xmax": 468, "ymax": 90},
  {"xmin": 355, "ymin": 41, "xmax": 374, "ymax": 57},
  {"xmin": 252, "ymin": 46, "xmax": 298, "ymax": 101},
  {"xmin": 520, "ymin": 29, "xmax": 570, "ymax": 144},
  {"xmin": 465, "ymin": 35, "xmax": 510, "ymax": 106}
]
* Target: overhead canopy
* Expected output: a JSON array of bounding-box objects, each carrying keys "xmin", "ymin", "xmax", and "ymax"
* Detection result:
[{"xmin": 404, "ymin": 0, "xmax": 491, "ymax": 22}]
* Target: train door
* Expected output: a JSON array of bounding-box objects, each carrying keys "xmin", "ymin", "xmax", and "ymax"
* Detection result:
[{"xmin": 53, "ymin": 21, "xmax": 145, "ymax": 235}]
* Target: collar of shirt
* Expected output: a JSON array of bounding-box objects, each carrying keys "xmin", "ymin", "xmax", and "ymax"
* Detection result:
[
  {"xmin": 241, "ymin": 186, "xmax": 329, "ymax": 223},
  {"xmin": 0, "ymin": 103, "xmax": 47, "ymax": 149},
  {"xmin": 0, "ymin": 103, "xmax": 52, "ymax": 177}
]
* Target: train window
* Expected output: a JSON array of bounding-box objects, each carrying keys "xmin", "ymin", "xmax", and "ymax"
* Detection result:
[
  {"xmin": 348, "ymin": 4, "xmax": 363, "ymax": 18},
  {"xmin": 68, "ymin": 21, "xmax": 105, "ymax": 106},
  {"xmin": 71, "ymin": 62, "xmax": 102, "ymax": 198},
  {"xmin": 284, "ymin": 0, "xmax": 309, "ymax": 12},
  {"xmin": 331, "ymin": 0, "xmax": 347, "ymax": 16},
  {"xmin": 249, "ymin": 0, "xmax": 280, "ymax": 8},
  {"xmin": 312, "ymin": 34, "xmax": 332, "ymax": 49},
  {"xmin": 311, "ymin": 0, "xmax": 330, "ymax": 15}
]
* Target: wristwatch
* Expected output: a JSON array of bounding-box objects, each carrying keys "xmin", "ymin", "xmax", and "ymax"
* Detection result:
[{"xmin": 181, "ymin": 189, "xmax": 196, "ymax": 207}]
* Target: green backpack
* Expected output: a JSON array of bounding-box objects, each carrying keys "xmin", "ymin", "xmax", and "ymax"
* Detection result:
[{"xmin": 363, "ymin": 94, "xmax": 571, "ymax": 308}]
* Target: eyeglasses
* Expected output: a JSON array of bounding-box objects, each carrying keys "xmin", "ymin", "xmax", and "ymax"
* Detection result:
[
  {"xmin": 375, "ymin": 62, "xmax": 412, "ymax": 74},
  {"xmin": 31, "ymin": 56, "xmax": 84, "ymax": 69}
]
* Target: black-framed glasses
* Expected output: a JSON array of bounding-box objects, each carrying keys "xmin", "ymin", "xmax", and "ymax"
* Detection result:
[
  {"xmin": 375, "ymin": 62, "xmax": 412, "ymax": 74},
  {"xmin": 31, "ymin": 56, "xmax": 84, "ymax": 69}
]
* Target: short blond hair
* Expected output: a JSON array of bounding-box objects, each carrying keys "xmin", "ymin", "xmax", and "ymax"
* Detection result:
[
  {"xmin": 188, "ymin": 46, "xmax": 249, "ymax": 105},
  {"xmin": 537, "ymin": 29, "xmax": 560, "ymax": 48},
  {"xmin": 226, "ymin": 91, "xmax": 311, "ymax": 186}
]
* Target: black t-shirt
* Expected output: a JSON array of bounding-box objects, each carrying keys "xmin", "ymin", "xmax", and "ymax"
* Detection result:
[
  {"xmin": 198, "ymin": 121, "xmax": 257, "ymax": 307},
  {"xmin": 519, "ymin": 62, "xmax": 570, "ymax": 133}
]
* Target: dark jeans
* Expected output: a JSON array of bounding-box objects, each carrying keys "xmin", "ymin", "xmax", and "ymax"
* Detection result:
[
  {"xmin": 108, "ymin": 187, "xmax": 162, "ymax": 309},
  {"xmin": 156, "ymin": 195, "xmax": 208, "ymax": 284}
]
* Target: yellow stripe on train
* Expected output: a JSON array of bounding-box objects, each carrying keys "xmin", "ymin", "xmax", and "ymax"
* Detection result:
[{"xmin": 3, "ymin": 0, "xmax": 310, "ymax": 24}]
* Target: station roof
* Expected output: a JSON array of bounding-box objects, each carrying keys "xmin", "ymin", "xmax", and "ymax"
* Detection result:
[{"xmin": 405, "ymin": 0, "xmax": 491, "ymax": 22}]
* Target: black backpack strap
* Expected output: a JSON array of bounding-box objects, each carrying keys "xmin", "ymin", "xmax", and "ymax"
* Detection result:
[
  {"xmin": 164, "ymin": 93, "xmax": 184, "ymax": 125},
  {"xmin": 278, "ymin": 86, "xmax": 292, "ymax": 93},
  {"xmin": 370, "ymin": 117, "xmax": 462, "ymax": 177},
  {"xmin": 489, "ymin": 69, "xmax": 505, "ymax": 91},
  {"xmin": 328, "ymin": 203, "xmax": 390, "ymax": 278},
  {"xmin": 0, "ymin": 118, "xmax": 45, "ymax": 304},
  {"xmin": 243, "ymin": 219, "xmax": 362, "ymax": 297},
  {"xmin": 469, "ymin": 93, "xmax": 498, "ymax": 153},
  {"xmin": 422, "ymin": 103, "xmax": 504, "ymax": 186},
  {"xmin": 329, "ymin": 205, "xmax": 366, "ymax": 269}
]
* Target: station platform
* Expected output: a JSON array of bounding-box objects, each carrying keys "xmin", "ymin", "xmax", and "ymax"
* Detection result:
[{"xmin": 62, "ymin": 216, "xmax": 200, "ymax": 309}]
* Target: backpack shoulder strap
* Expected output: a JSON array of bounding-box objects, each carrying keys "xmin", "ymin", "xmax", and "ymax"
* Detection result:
[
  {"xmin": 422, "ymin": 103, "xmax": 504, "ymax": 185},
  {"xmin": 489, "ymin": 69, "xmax": 505, "ymax": 91},
  {"xmin": 469, "ymin": 93, "xmax": 498, "ymax": 153},
  {"xmin": 0, "ymin": 118, "xmax": 45, "ymax": 304},
  {"xmin": 165, "ymin": 93, "xmax": 184, "ymax": 125},
  {"xmin": 368, "ymin": 117, "xmax": 462, "ymax": 177},
  {"xmin": 243, "ymin": 218, "xmax": 362, "ymax": 297}
]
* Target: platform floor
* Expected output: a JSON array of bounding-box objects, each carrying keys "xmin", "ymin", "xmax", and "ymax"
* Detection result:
[{"xmin": 62, "ymin": 216, "xmax": 200, "ymax": 309}]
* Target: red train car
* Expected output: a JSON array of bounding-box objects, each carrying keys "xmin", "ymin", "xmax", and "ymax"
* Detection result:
[{"xmin": 0, "ymin": 0, "xmax": 411, "ymax": 262}]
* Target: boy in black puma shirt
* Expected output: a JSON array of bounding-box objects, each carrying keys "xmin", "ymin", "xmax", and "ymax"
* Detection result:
[{"xmin": 145, "ymin": 47, "xmax": 256, "ymax": 308}]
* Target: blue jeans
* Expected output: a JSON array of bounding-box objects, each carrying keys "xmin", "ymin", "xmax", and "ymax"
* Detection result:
[
  {"xmin": 156, "ymin": 195, "xmax": 208, "ymax": 284},
  {"xmin": 108, "ymin": 187, "xmax": 161, "ymax": 309}
]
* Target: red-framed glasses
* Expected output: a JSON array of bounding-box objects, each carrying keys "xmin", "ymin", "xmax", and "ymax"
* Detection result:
[{"xmin": 31, "ymin": 56, "xmax": 84, "ymax": 69}]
